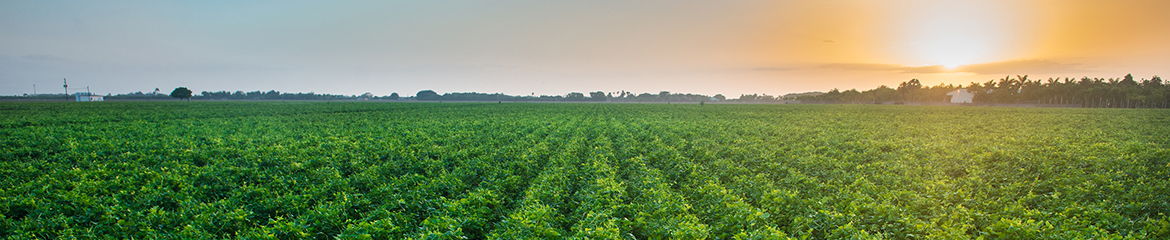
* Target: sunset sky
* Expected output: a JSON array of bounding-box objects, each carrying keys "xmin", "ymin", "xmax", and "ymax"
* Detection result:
[{"xmin": 2, "ymin": 0, "xmax": 1168, "ymax": 97}]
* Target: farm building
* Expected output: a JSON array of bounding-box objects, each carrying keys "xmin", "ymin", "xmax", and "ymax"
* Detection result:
[
  {"xmin": 946, "ymin": 89, "xmax": 974, "ymax": 103},
  {"xmin": 74, "ymin": 92, "xmax": 104, "ymax": 102}
]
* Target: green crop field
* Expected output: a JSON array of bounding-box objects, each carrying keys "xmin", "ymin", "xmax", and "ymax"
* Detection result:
[{"xmin": 2, "ymin": 101, "xmax": 1168, "ymax": 239}]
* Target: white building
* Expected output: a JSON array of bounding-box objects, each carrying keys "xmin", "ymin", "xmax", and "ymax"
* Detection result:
[
  {"xmin": 74, "ymin": 92, "xmax": 104, "ymax": 102},
  {"xmin": 946, "ymin": 89, "xmax": 973, "ymax": 103}
]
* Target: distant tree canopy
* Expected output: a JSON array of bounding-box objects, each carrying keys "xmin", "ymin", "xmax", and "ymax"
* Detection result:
[
  {"xmin": 737, "ymin": 93, "xmax": 777, "ymax": 102},
  {"xmin": 402, "ymin": 91, "xmax": 726, "ymax": 102},
  {"xmin": 565, "ymin": 92, "xmax": 586, "ymax": 101},
  {"xmin": 589, "ymin": 91, "xmax": 607, "ymax": 101},
  {"xmin": 799, "ymin": 74, "xmax": 1170, "ymax": 108},
  {"xmin": 88, "ymin": 87, "xmax": 774, "ymax": 103},
  {"xmin": 897, "ymin": 79, "xmax": 923, "ymax": 101},
  {"xmin": 170, "ymin": 87, "xmax": 192, "ymax": 101},
  {"xmin": 187, "ymin": 90, "xmax": 357, "ymax": 100},
  {"xmin": 416, "ymin": 90, "xmax": 440, "ymax": 100}
]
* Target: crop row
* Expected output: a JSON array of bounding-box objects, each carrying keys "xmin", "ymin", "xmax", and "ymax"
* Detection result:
[{"xmin": 1, "ymin": 101, "xmax": 1168, "ymax": 239}]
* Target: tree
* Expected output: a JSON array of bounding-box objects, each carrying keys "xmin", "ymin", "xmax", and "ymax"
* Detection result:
[
  {"xmin": 1120, "ymin": 73, "xmax": 1138, "ymax": 86},
  {"xmin": 897, "ymin": 79, "xmax": 922, "ymax": 102},
  {"xmin": 739, "ymin": 94, "xmax": 757, "ymax": 101},
  {"xmin": 416, "ymin": 90, "xmax": 440, "ymax": 100},
  {"xmin": 170, "ymin": 87, "xmax": 193, "ymax": 101},
  {"xmin": 789, "ymin": 74, "xmax": 1168, "ymax": 108},
  {"xmin": 589, "ymin": 91, "xmax": 607, "ymax": 101},
  {"xmin": 868, "ymin": 85, "xmax": 898, "ymax": 103},
  {"xmin": 636, "ymin": 93, "xmax": 654, "ymax": 102},
  {"xmin": 565, "ymin": 92, "xmax": 586, "ymax": 101},
  {"xmin": 713, "ymin": 94, "xmax": 726, "ymax": 101},
  {"xmin": 389, "ymin": 92, "xmax": 400, "ymax": 100}
]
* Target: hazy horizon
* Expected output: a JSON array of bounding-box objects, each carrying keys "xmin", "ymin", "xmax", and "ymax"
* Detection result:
[{"xmin": 3, "ymin": 0, "xmax": 1169, "ymax": 96}]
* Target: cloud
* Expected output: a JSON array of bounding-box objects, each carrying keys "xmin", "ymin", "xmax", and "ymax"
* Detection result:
[
  {"xmin": 817, "ymin": 59, "xmax": 1090, "ymax": 75},
  {"xmin": 956, "ymin": 60, "xmax": 1088, "ymax": 75},
  {"xmin": 819, "ymin": 63, "xmax": 948, "ymax": 73}
]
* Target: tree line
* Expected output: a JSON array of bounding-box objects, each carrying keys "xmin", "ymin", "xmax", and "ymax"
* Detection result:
[
  {"xmin": 413, "ymin": 90, "xmax": 730, "ymax": 102},
  {"xmin": 799, "ymin": 74, "xmax": 1169, "ymax": 108},
  {"xmin": 12, "ymin": 74, "xmax": 1163, "ymax": 107},
  {"xmin": 95, "ymin": 90, "xmax": 399, "ymax": 101}
]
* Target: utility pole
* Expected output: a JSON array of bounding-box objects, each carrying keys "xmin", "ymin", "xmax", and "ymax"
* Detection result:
[
  {"xmin": 63, "ymin": 78, "xmax": 68, "ymax": 100},
  {"xmin": 33, "ymin": 84, "xmax": 36, "ymax": 95}
]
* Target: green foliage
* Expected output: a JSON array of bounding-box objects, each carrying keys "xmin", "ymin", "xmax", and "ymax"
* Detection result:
[
  {"xmin": 1, "ymin": 102, "xmax": 1168, "ymax": 239},
  {"xmin": 416, "ymin": 90, "xmax": 440, "ymax": 101},
  {"xmin": 805, "ymin": 74, "xmax": 1170, "ymax": 107},
  {"xmin": 169, "ymin": 87, "xmax": 193, "ymax": 100}
]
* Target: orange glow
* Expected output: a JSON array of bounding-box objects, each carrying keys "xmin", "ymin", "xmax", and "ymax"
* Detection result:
[
  {"xmin": 730, "ymin": 0, "xmax": 1170, "ymax": 93},
  {"xmin": 2, "ymin": 1, "xmax": 1168, "ymax": 96}
]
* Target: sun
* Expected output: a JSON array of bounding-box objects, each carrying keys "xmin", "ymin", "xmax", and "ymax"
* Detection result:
[
  {"xmin": 898, "ymin": 1, "xmax": 1015, "ymax": 69},
  {"xmin": 913, "ymin": 26, "xmax": 996, "ymax": 68},
  {"xmin": 919, "ymin": 33, "xmax": 991, "ymax": 68}
]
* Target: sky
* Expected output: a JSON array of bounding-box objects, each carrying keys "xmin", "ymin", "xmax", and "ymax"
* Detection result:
[{"xmin": 2, "ymin": 0, "xmax": 1168, "ymax": 97}]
